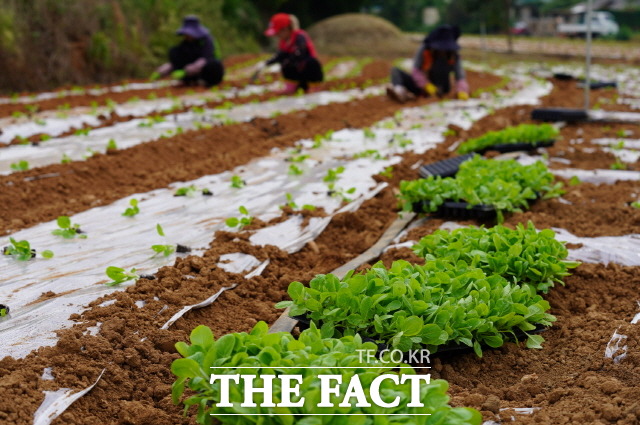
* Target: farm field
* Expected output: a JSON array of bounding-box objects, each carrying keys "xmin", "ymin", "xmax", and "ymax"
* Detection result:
[{"xmin": 0, "ymin": 50, "xmax": 639, "ymax": 425}]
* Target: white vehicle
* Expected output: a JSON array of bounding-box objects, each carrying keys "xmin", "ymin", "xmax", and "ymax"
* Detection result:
[{"xmin": 557, "ymin": 11, "xmax": 619, "ymax": 38}]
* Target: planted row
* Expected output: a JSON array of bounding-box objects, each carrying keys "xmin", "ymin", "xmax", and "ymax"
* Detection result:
[
  {"xmin": 399, "ymin": 156, "xmax": 564, "ymax": 222},
  {"xmin": 277, "ymin": 259, "xmax": 555, "ymax": 356},
  {"xmin": 413, "ymin": 222, "xmax": 580, "ymax": 293},
  {"xmin": 457, "ymin": 123, "xmax": 559, "ymax": 154},
  {"xmin": 171, "ymin": 322, "xmax": 481, "ymax": 424}
]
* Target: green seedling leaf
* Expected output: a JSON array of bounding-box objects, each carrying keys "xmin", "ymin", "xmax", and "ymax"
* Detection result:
[
  {"xmin": 105, "ymin": 266, "xmax": 139, "ymax": 286},
  {"xmin": 52, "ymin": 215, "xmax": 86, "ymax": 239},
  {"xmin": 106, "ymin": 139, "xmax": 117, "ymax": 150},
  {"xmin": 61, "ymin": 154, "xmax": 72, "ymax": 164},
  {"xmin": 156, "ymin": 224, "xmax": 165, "ymax": 237},
  {"xmin": 122, "ymin": 199, "xmax": 140, "ymax": 217},
  {"xmin": 4, "ymin": 237, "xmax": 35, "ymax": 261},
  {"xmin": 42, "ymin": 250, "xmax": 54, "ymax": 259},
  {"xmin": 230, "ymin": 175, "xmax": 245, "ymax": 188},
  {"xmin": 10, "ymin": 160, "xmax": 29, "ymax": 171},
  {"xmin": 174, "ymin": 185, "xmax": 198, "ymax": 197}
]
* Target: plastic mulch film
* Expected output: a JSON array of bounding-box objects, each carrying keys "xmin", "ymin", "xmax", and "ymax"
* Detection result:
[
  {"xmin": 33, "ymin": 369, "xmax": 105, "ymax": 425},
  {"xmin": 0, "ymin": 85, "xmax": 380, "ymax": 173},
  {"xmin": 0, "ymin": 72, "xmax": 552, "ymax": 358}
]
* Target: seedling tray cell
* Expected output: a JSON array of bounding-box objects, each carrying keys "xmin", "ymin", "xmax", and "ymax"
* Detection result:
[
  {"xmin": 418, "ymin": 154, "xmax": 476, "ymax": 178},
  {"xmin": 412, "ymin": 200, "xmax": 497, "ymax": 221},
  {"xmin": 475, "ymin": 139, "xmax": 555, "ymax": 155},
  {"xmin": 531, "ymin": 108, "xmax": 589, "ymax": 123}
]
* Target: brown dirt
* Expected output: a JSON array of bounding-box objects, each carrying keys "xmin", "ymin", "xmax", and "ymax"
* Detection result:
[
  {"xmin": 1, "ymin": 56, "xmax": 639, "ymax": 425},
  {"xmin": 0, "ymin": 68, "xmax": 499, "ymax": 235},
  {"xmin": 0, "ymin": 58, "xmax": 392, "ymax": 148}
]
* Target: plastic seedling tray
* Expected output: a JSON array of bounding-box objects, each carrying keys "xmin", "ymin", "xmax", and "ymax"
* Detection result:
[
  {"xmin": 531, "ymin": 108, "xmax": 589, "ymax": 123},
  {"xmin": 418, "ymin": 154, "xmax": 476, "ymax": 178},
  {"xmin": 474, "ymin": 139, "xmax": 555, "ymax": 155},
  {"xmin": 412, "ymin": 200, "xmax": 497, "ymax": 221},
  {"xmin": 553, "ymin": 72, "xmax": 575, "ymax": 81}
]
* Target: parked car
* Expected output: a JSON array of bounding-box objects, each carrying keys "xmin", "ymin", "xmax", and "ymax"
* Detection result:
[
  {"xmin": 557, "ymin": 11, "xmax": 619, "ymax": 38},
  {"xmin": 511, "ymin": 21, "xmax": 531, "ymax": 36}
]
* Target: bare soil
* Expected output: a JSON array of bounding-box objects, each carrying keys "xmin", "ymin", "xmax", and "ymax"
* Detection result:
[{"xmin": 0, "ymin": 58, "xmax": 639, "ymax": 425}]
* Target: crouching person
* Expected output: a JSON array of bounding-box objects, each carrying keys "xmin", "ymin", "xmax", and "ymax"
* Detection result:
[
  {"xmin": 153, "ymin": 16, "xmax": 224, "ymax": 87},
  {"xmin": 387, "ymin": 25, "xmax": 469, "ymax": 103},
  {"xmin": 253, "ymin": 13, "xmax": 323, "ymax": 94}
]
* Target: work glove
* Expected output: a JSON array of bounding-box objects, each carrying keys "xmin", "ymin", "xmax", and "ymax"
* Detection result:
[
  {"xmin": 456, "ymin": 79, "xmax": 470, "ymax": 100},
  {"xmin": 171, "ymin": 69, "xmax": 186, "ymax": 80},
  {"xmin": 425, "ymin": 83, "xmax": 438, "ymax": 97},
  {"xmin": 250, "ymin": 62, "xmax": 266, "ymax": 83},
  {"xmin": 155, "ymin": 63, "xmax": 173, "ymax": 77}
]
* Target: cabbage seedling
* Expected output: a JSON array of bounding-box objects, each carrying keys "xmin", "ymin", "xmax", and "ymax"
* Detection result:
[
  {"xmin": 225, "ymin": 206, "xmax": 253, "ymax": 229},
  {"xmin": 151, "ymin": 224, "xmax": 175, "ymax": 257},
  {"xmin": 3, "ymin": 238, "xmax": 36, "ymax": 261},
  {"xmin": 61, "ymin": 154, "xmax": 72, "ymax": 164},
  {"xmin": 122, "ymin": 199, "xmax": 140, "ymax": 217},
  {"xmin": 323, "ymin": 166, "xmax": 344, "ymax": 183},
  {"xmin": 10, "ymin": 160, "xmax": 29, "ymax": 171},
  {"xmin": 106, "ymin": 139, "xmax": 117, "ymax": 150},
  {"xmin": 52, "ymin": 216, "xmax": 87, "ymax": 239},
  {"xmin": 174, "ymin": 185, "xmax": 198, "ymax": 197},
  {"xmin": 105, "ymin": 266, "xmax": 139, "ymax": 287},
  {"xmin": 288, "ymin": 164, "xmax": 303, "ymax": 176},
  {"xmin": 230, "ymin": 175, "xmax": 246, "ymax": 188}
]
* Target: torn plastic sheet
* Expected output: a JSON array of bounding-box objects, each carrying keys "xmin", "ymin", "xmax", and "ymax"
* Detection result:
[
  {"xmin": 217, "ymin": 253, "xmax": 262, "ymax": 274},
  {"xmin": 160, "ymin": 284, "xmax": 238, "ymax": 330},
  {"xmin": 33, "ymin": 368, "xmax": 105, "ymax": 425},
  {"xmin": 0, "ymin": 85, "xmax": 382, "ymax": 174},
  {"xmin": 0, "ymin": 71, "xmax": 551, "ymax": 358},
  {"xmin": 553, "ymin": 168, "xmax": 640, "ymax": 184},
  {"xmin": 160, "ymin": 259, "xmax": 269, "ymax": 329},
  {"xmin": 605, "ymin": 329, "xmax": 628, "ymax": 364}
]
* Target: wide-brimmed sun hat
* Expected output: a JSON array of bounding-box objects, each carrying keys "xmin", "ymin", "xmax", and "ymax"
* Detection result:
[
  {"xmin": 264, "ymin": 13, "xmax": 291, "ymax": 36},
  {"xmin": 176, "ymin": 16, "xmax": 208, "ymax": 39},
  {"xmin": 425, "ymin": 25, "xmax": 461, "ymax": 51}
]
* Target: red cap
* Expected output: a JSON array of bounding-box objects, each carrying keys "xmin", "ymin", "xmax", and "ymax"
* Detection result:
[{"xmin": 265, "ymin": 13, "xmax": 291, "ymax": 36}]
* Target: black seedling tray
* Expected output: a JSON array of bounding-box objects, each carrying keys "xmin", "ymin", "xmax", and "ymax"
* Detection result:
[
  {"xmin": 412, "ymin": 200, "xmax": 497, "ymax": 221},
  {"xmin": 553, "ymin": 72, "xmax": 575, "ymax": 81},
  {"xmin": 418, "ymin": 154, "xmax": 475, "ymax": 178},
  {"xmin": 475, "ymin": 139, "xmax": 555, "ymax": 155},
  {"xmin": 531, "ymin": 108, "xmax": 589, "ymax": 123},
  {"xmin": 577, "ymin": 80, "xmax": 617, "ymax": 90}
]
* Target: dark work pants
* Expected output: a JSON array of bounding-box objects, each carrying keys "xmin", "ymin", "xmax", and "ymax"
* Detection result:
[
  {"xmin": 281, "ymin": 57, "xmax": 323, "ymax": 92},
  {"xmin": 169, "ymin": 46, "xmax": 224, "ymax": 87}
]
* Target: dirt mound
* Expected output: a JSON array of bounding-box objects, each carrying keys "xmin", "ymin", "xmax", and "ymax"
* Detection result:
[{"xmin": 308, "ymin": 14, "xmax": 417, "ymax": 57}]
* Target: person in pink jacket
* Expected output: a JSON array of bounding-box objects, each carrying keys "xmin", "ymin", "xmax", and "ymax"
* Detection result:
[
  {"xmin": 252, "ymin": 13, "xmax": 323, "ymax": 94},
  {"xmin": 387, "ymin": 25, "xmax": 469, "ymax": 103}
]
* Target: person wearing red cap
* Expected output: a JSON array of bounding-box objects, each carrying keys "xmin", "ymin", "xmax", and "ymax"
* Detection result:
[
  {"xmin": 152, "ymin": 16, "xmax": 224, "ymax": 87},
  {"xmin": 387, "ymin": 25, "xmax": 469, "ymax": 103},
  {"xmin": 252, "ymin": 13, "xmax": 323, "ymax": 94}
]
